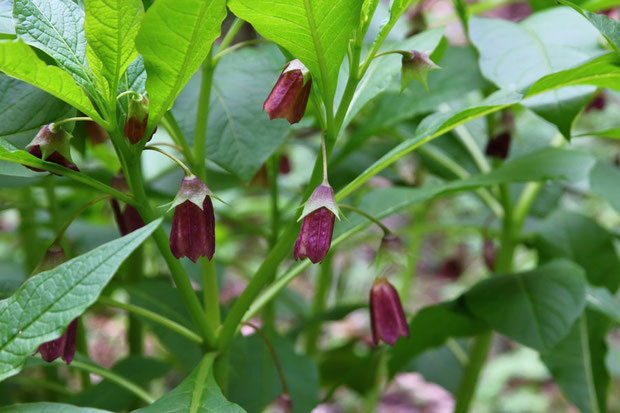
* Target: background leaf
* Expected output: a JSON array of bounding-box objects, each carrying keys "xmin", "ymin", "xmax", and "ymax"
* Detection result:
[
  {"xmin": 0, "ymin": 219, "xmax": 160, "ymax": 381},
  {"xmin": 173, "ymin": 45, "xmax": 290, "ymax": 182},
  {"xmin": 84, "ymin": 0, "xmax": 144, "ymax": 99},
  {"xmin": 0, "ymin": 403, "xmax": 112, "ymax": 412},
  {"xmin": 135, "ymin": 0, "xmax": 227, "ymax": 131},
  {"xmin": 464, "ymin": 260, "xmax": 587, "ymax": 352},
  {"xmin": 469, "ymin": 9, "xmax": 602, "ymax": 138},
  {"xmin": 228, "ymin": 0, "xmax": 363, "ymax": 105}
]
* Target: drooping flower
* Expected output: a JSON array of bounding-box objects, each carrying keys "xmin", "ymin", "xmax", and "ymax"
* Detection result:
[
  {"xmin": 169, "ymin": 175, "xmax": 216, "ymax": 262},
  {"xmin": 124, "ymin": 94, "xmax": 154, "ymax": 144},
  {"xmin": 294, "ymin": 184, "xmax": 338, "ymax": 264},
  {"xmin": 26, "ymin": 124, "xmax": 79, "ymax": 173},
  {"xmin": 264, "ymin": 59, "xmax": 312, "ymax": 124},
  {"xmin": 369, "ymin": 277, "xmax": 410, "ymax": 346},
  {"xmin": 37, "ymin": 318, "xmax": 78, "ymax": 364},
  {"xmin": 401, "ymin": 50, "xmax": 441, "ymax": 91},
  {"xmin": 110, "ymin": 175, "xmax": 145, "ymax": 236},
  {"xmin": 485, "ymin": 131, "xmax": 511, "ymax": 160}
]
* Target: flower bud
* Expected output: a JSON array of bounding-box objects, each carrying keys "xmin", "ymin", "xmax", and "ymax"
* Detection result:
[
  {"xmin": 369, "ymin": 277, "xmax": 410, "ymax": 346},
  {"xmin": 294, "ymin": 184, "xmax": 338, "ymax": 264},
  {"xmin": 264, "ymin": 59, "xmax": 312, "ymax": 124},
  {"xmin": 26, "ymin": 124, "xmax": 79, "ymax": 173},
  {"xmin": 37, "ymin": 318, "xmax": 78, "ymax": 364},
  {"xmin": 169, "ymin": 176, "xmax": 216, "ymax": 262},
  {"xmin": 401, "ymin": 50, "xmax": 441, "ymax": 91},
  {"xmin": 124, "ymin": 94, "xmax": 153, "ymax": 144},
  {"xmin": 485, "ymin": 131, "xmax": 511, "ymax": 160}
]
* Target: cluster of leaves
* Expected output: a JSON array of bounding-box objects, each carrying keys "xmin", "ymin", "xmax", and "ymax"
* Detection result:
[{"xmin": 1, "ymin": 0, "xmax": 620, "ymax": 412}]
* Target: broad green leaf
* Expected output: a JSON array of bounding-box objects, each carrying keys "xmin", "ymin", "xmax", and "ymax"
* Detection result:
[
  {"xmin": 465, "ymin": 260, "xmax": 587, "ymax": 352},
  {"xmin": 0, "ymin": 39, "xmax": 101, "ymax": 123},
  {"xmin": 0, "ymin": 74, "xmax": 74, "ymax": 142},
  {"xmin": 541, "ymin": 311, "xmax": 611, "ymax": 413},
  {"xmin": 587, "ymin": 285, "xmax": 620, "ymax": 322},
  {"xmin": 0, "ymin": 219, "xmax": 161, "ymax": 381},
  {"xmin": 559, "ymin": 0, "xmax": 620, "ymax": 51},
  {"xmin": 533, "ymin": 210, "xmax": 620, "ymax": 291},
  {"xmin": 389, "ymin": 299, "xmax": 486, "ymax": 376},
  {"xmin": 65, "ymin": 356, "xmax": 168, "ymax": 411},
  {"xmin": 228, "ymin": 328, "xmax": 319, "ymax": 413},
  {"xmin": 0, "ymin": 0, "xmax": 15, "ymax": 35},
  {"xmin": 13, "ymin": 0, "xmax": 92, "ymax": 88},
  {"xmin": 590, "ymin": 160, "xmax": 620, "ymax": 213},
  {"xmin": 469, "ymin": 9, "xmax": 602, "ymax": 138},
  {"xmin": 228, "ymin": 0, "xmax": 363, "ymax": 106},
  {"xmin": 526, "ymin": 53, "xmax": 620, "ymax": 97},
  {"xmin": 135, "ymin": 0, "xmax": 227, "ymax": 131},
  {"xmin": 135, "ymin": 353, "xmax": 245, "ymax": 413},
  {"xmin": 0, "ymin": 137, "xmax": 39, "ymax": 177},
  {"xmin": 172, "ymin": 45, "xmax": 290, "ymax": 182},
  {"xmin": 0, "ymin": 403, "xmax": 112, "ymax": 412},
  {"xmin": 84, "ymin": 0, "xmax": 144, "ymax": 99},
  {"xmin": 338, "ymin": 28, "xmax": 445, "ymax": 130}
]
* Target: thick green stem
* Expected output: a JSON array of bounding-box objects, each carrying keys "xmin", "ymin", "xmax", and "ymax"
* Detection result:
[
  {"xmin": 193, "ymin": 52, "xmax": 215, "ymax": 178},
  {"xmin": 305, "ymin": 254, "xmax": 333, "ymax": 355},
  {"xmin": 126, "ymin": 247, "xmax": 144, "ymax": 356}
]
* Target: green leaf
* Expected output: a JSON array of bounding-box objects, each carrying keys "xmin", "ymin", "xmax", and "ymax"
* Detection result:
[
  {"xmin": 389, "ymin": 299, "xmax": 486, "ymax": 376},
  {"xmin": 533, "ymin": 210, "xmax": 620, "ymax": 291},
  {"xmin": 135, "ymin": 0, "xmax": 227, "ymax": 131},
  {"xmin": 84, "ymin": 0, "xmax": 144, "ymax": 99},
  {"xmin": 134, "ymin": 353, "xmax": 245, "ymax": 413},
  {"xmin": 587, "ymin": 285, "xmax": 620, "ymax": 322},
  {"xmin": 0, "ymin": 403, "xmax": 112, "ymax": 412},
  {"xmin": 173, "ymin": 45, "xmax": 290, "ymax": 182},
  {"xmin": 228, "ymin": 0, "xmax": 363, "ymax": 106},
  {"xmin": 0, "ymin": 74, "xmax": 74, "ymax": 143},
  {"xmin": 465, "ymin": 260, "xmax": 587, "ymax": 352},
  {"xmin": 0, "ymin": 39, "xmax": 101, "ymax": 123},
  {"xmin": 469, "ymin": 9, "xmax": 602, "ymax": 138},
  {"xmin": 13, "ymin": 0, "xmax": 92, "ymax": 88},
  {"xmin": 526, "ymin": 53, "xmax": 620, "ymax": 97},
  {"xmin": 228, "ymin": 328, "xmax": 319, "ymax": 413},
  {"xmin": 590, "ymin": 160, "xmax": 620, "ymax": 213},
  {"xmin": 0, "ymin": 219, "xmax": 161, "ymax": 381},
  {"xmin": 541, "ymin": 311, "xmax": 611, "ymax": 413},
  {"xmin": 559, "ymin": 0, "xmax": 620, "ymax": 51}
]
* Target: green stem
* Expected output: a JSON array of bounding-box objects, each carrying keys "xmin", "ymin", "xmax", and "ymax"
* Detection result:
[
  {"xmin": 201, "ymin": 258, "xmax": 221, "ymax": 332},
  {"xmin": 161, "ymin": 112, "xmax": 194, "ymax": 166},
  {"xmin": 144, "ymin": 146, "xmax": 193, "ymax": 176},
  {"xmin": 99, "ymin": 296, "xmax": 203, "ymax": 344},
  {"xmin": 214, "ymin": 39, "xmax": 271, "ymax": 61},
  {"xmin": 50, "ymin": 117, "xmax": 92, "ymax": 130},
  {"xmin": 339, "ymin": 204, "xmax": 391, "ymax": 235},
  {"xmin": 123, "ymin": 154, "xmax": 215, "ymax": 348},
  {"xmin": 76, "ymin": 318, "xmax": 91, "ymax": 387},
  {"xmin": 263, "ymin": 154, "xmax": 281, "ymax": 327},
  {"xmin": 68, "ymin": 360, "xmax": 155, "ymax": 404},
  {"xmin": 305, "ymin": 254, "xmax": 333, "ymax": 355},
  {"xmin": 126, "ymin": 247, "xmax": 144, "ymax": 356},
  {"xmin": 193, "ymin": 51, "xmax": 215, "ymax": 179}
]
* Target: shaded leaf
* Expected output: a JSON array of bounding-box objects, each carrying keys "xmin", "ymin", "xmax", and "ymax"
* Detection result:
[
  {"xmin": 0, "ymin": 219, "xmax": 161, "ymax": 381},
  {"xmin": 590, "ymin": 160, "xmax": 620, "ymax": 213},
  {"xmin": 0, "ymin": 403, "xmax": 112, "ymax": 412},
  {"xmin": 465, "ymin": 260, "xmax": 587, "ymax": 352}
]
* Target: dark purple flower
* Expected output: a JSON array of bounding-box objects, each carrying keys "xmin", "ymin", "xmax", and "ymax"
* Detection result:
[
  {"xmin": 124, "ymin": 94, "xmax": 154, "ymax": 144},
  {"xmin": 483, "ymin": 239, "xmax": 497, "ymax": 272},
  {"xmin": 110, "ymin": 175, "xmax": 145, "ymax": 236},
  {"xmin": 37, "ymin": 318, "xmax": 78, "ymax": 364},
  {"xmin": 169, "ymin": 176, "xmax": 216, "ymax": 262},
  {"xmin": 264, "ymin": 59, "xmax": 312, "ymax": 124},
  {"xmin": 586, "ymin": 92, "xmax": 606, "ymax": 112},
  {"xmin": 485, "ymin": 131, "xmax": 511, "ymax": 160},
  {"xmin": 25, "ymin": 124, "xmax": 79, "ymax": 173},
  {"xmin": 294, "ymin": 184, "xmax": 338, "ymax": 264},
  {"xmin": 369, "ymin": 277, "xmax": 410, "ymax": 346}
]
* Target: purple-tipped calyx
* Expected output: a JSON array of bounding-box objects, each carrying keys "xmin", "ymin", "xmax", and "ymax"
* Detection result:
[
  {"xmin": 124, "ymin": 94, "xmax": 152, "ymax": 144},
  {"xmin": 264, "ymin": 59, "xmax": 313, "ymax": 124},
  {"xmin": 401, "ymin": 50, "xmax": 441, "ymax": 91},
  {"xmin": 369, "ymin": 277, "xmax": 410, "ymax": 346},
  {"xmin": 169, "ymin": 175, "xmax": 216, "ymax": 262},
  {"xmin": 26, "ymin": 124, "xmax": 79, "ymax": 172},
  {"xmin": 294, "ymin": 183, "xmax": 338, "ymax": 264},
  {"xmin": 37, "ymin": 318, "xmax": 78, "ymax": 364}
]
